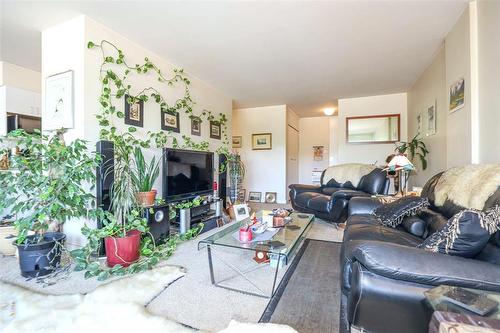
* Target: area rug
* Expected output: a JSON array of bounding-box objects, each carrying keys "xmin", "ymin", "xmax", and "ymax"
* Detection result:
[
  {"xmin": 0, "ymin": 265, "xmax": 297, "ymax": 333},
  {"xmin": 260, "ymin": 239, "xmax": 342, "ymax": 333}
]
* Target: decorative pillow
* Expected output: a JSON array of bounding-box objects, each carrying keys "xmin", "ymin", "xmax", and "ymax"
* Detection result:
[
  {"xmin": 374, "ymin": 196, "xmax": 430, "ymax": 227},
  {"xmin": 418, "ymin": 206, "xmax": 500, "ymax": 258},
  {"xmin": 401, "ymin": 216, "xmax": 427, "ymax": 237}
]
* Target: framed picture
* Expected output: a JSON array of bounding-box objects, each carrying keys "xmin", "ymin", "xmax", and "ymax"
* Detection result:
[
  {"xmin": 161, "ymin": 111, "xmax": 180, "ymax": 133},
  {"xmin": 238, "ymin": 189, "xmax": 246, "ymax": 203},
  {"xmin": 44, "ymin": 70, "xmax": 74, "ymax": 131},
  {"xmin": 426, "ymin": 102, "xmax": 436, "ymax": 136},
  {"xmin": 125, "ymin": 94, "xmax": 144, "ymax": 127},
  {"xmin": 191, "ymin": 117, "xmax": 201, "ymax": 136},
  {"xmin": 265, "ymin": 192, "xmax": 277, "ymax": 204},
  {"xmin": 252, "ymin": 133, "xmax": 272, "ymax": 150},
  {"xmin": 232, "ymin": 203, "xmax": 250, "ymax": 222},
  {"xmin": 313, "ymin": 145, "xmax": 324, "ymax": 161},
  {"xmin": 232, "ymin": 136, "xmax": 242, "ymax": 148},
  {"xmin": 449, "ymin": 78, "xmax": 465, "ymax": 113},
  {"xmin": 417, "ymin": 112, "xmax": 423, "ymax": 135},
  {"xmin": 248, "ymin": 191, "xmax": 262, "ymax": 203},
  {"xmin": 210, "ymin": 121, "xmax": 221, "ymax": 140}
]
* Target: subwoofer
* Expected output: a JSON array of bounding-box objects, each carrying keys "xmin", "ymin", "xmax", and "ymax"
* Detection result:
[{"xmin": 143, "ymin": 205, "xmax": 170, "ymax": 245}]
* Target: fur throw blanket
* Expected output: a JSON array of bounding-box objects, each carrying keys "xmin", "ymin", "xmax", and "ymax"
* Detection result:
[
  {"xmin": 434, "ymin": 164, "xmax": 500, "ymax": 210},
  {"xmin": 322, "ymin": 163, "xmax": 376, "ymax": 187},
  {"xmin": 0, "ymin": 265, "xmax": 296, "ymax": 333}
]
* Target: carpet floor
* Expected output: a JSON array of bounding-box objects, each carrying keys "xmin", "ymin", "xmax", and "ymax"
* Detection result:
[
  {"xmin": 260, "ymin": 239, "xmax": 341, "ymax": 333},
  {"xmin": 0, "ymin": 218, "xmax": 343, "ymax": 332}
]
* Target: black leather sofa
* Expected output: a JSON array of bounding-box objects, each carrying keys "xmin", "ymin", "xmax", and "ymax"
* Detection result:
[
  {"xmin": 289, "ymin": 167, "xmax": 389, "ymax": 223},
  {"xmin": 340, "ymin": 172, "xmax": 500, "ymax": 333}
]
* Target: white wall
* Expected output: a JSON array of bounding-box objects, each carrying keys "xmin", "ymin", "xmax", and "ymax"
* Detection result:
[
  {"xmin": 42, "ymin": 16, "xmax": 232, "ymax": 248},
  {"xmin": 477, "ymin": 0, "xmax": 500, "ymax": 163},
  {"xmin": 232, "ymin": 105, "xmax": 287, "ymax": 203},
  {"xmin": 298, "ymin": 117, "xmax": 330, "ymax": 184},
  {"xmin": 337, "ymin": 93, "xmax": 408, "ymax": 166},
  {"xmin": 407, "ymin": 46, "xmax": 447, "ymax": 187},
  {"xmin": 0, "ymin": 61, "xmax": 41, "ymax": 93}
]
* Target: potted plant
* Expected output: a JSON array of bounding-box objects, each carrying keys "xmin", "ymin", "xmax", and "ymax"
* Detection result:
[
  {"xmin": 131, "ymin": 147, "xmax": 160, "ymax": 207},
  {"xmin": 395, "ymin": 134, "xmax": 430, "ymax": 170},
  {"xmin": 0, "ymin": 129, "xmax": 100, "ymax": 277}
]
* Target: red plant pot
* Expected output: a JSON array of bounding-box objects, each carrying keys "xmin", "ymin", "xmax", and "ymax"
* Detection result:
[
  {"xmin": 104, "ymin": 230, "xmax": 141, "ymax": 268},
  {"xmin": 239, "ymin": 228, "xmax": 253, "ymax": 242}
]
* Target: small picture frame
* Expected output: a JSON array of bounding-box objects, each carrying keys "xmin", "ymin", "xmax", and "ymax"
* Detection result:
[
  {"xmin": 449, "ymin": 78, "xmax": 465, "ymax": 113},
  {"xmin": 426, "ymin": 102, "xmax": 436, "ymax": 136},
  {"xmin": 248, "ymin": 191, "xmax": 262, "ymax": 203},
  {"xmin": 44, "ymin": 70, "xmax": 74, "ymax": 131},
  {"xmin": 210, "ymin": 121, "xmax": 221, "ymax": 140},
  {"xmin": 233, "ymin": 203, "xmax": 250, "ymax": 222},
  {"xmin": 252, "ymin": 133, "xmax": 272, "ymax": 150},
  {"xmin": 232, "ymin": 136, "xmax": 242, "ymax": 148},
  {"xmin": 238, "ymin": 189, "xmax": 246, "ymax": 203},
  {"xmin": 265, "ymin": 192, "xmax": 277, "ymax": 204},
  {"xmin": 161, "ymin": 111, "xmax": 180, "ymax": 133},
  {"xmin": 191, "ymin": 117, "xmax": 201, "ymax": 136},
  {"xmin": 416, "ymin": 112, "xmax": 423, "ymax": 135},
  {"xmin": 125, "ymin": 94, "xmax": 144, "ymax": 127}
]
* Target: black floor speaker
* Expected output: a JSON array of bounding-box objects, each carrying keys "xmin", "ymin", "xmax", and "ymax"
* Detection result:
[
  {"xmin": 218, "ymin": 154, "xmax": 228, "ymax": 209},
  {"xmin": 143, "ymin": 205, "xmax": 170, "ymax": 245},
  {"xmin": 96, "ymin": 140, "xmax": 114, "ymax": 255}
]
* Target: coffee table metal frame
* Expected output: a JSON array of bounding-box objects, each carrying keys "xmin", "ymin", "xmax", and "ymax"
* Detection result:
[{"xmin": 198, "ymin": 212, "xmax": 314, "ymax": 298}]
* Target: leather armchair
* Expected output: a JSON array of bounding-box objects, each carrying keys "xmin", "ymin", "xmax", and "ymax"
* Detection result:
[
  {"xmin": 289, "ymin": 167, "xmax": 389, "ymax": 223},
  {"xmin": 340, "ymin": 171, "xmax": 500, "ymax": 333}
]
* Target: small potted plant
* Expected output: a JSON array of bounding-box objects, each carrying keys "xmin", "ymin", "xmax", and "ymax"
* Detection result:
[
  {"xmin": 0, "ymin": 129, "xmax": 100, "ymax": 277},
  {"xmin": 131, "ymin": 147, "xmax": 160, "ymax": 207}
]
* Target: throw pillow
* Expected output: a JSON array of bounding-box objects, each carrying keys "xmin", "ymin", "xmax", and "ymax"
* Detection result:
[
  {"xmin": 418, "ymin": 206, "xmax": 500, "ymax": 258},
  {"xmin": 374, "ymin": 196, "xmax": 429, "ymax": 227}
]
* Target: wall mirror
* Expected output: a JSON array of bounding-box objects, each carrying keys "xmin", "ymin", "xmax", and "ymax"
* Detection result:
[{"xmin": 346, "ymin": 114, "xmax": 400, "ymax": 144}]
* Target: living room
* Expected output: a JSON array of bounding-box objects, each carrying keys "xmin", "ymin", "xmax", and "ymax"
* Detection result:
[{"xmin": 1, "ymin": 1, "xmax": 500, "ymax": 333}]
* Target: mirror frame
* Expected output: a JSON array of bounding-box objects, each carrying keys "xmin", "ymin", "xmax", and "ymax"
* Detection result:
[{"xmin": 346, "ymin": 114, "xmax": 401, "ymax": 144}]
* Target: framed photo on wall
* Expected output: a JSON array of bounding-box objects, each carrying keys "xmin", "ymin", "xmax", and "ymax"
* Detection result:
[
  {"xmin": 232, "ymin": 136, "xmax": 242, "ymax": 148},
  {"xmin": 252, "ymin": 133, "xmax": 272, "ymax": 150},
  {"xmin": 248, "ymin": 191, "xmax": 262, "ymax": 202},
  {"xmin": 265, "ymin": 192, "xmax": 277, "ymax": 204},
  {"xmin": 449, "ymin": 78, "xmax": 465, "ymax": 113},
  {"xmin": 191, "ymin": 117, "xmax": 201, "ymax": 136},
  {"xmin": 417, "ymin": 112, "xmax": 423, "ymax": 135},
  {"xmin": 161, "ymin": 111, "xmax": 180, "ymax": 133},
  {"xmin": 44, "ymin": 70, "xmax": 74, "ymax": 131},
  {"xmin": 124, "ymin": 94, "xmax": 144, "ymax": 127},
  {"xmin": 426, "ymin": 101, "xmax": 436, "ymax": 136},
  {"xmin": 210, "ymin": 121, "xmax": 221, "ymax": 140}
]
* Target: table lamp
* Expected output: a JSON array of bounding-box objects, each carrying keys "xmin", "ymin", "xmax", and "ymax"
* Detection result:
[{"xmin": 385, "ymin": 154, "xmax": 415, "ymax": 196}]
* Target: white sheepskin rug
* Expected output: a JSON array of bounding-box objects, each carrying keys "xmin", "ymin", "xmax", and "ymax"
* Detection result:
[
  {"xmin": 322, "ymin": 163, "xmax": 376, "ymax": 187},
  {"xmin": 0, "ymin": 265, "xmax": 296, "ymax": 333},
  {"xmin": 434, "ymin": 164, "xmax": 500, "ymax": 209}
]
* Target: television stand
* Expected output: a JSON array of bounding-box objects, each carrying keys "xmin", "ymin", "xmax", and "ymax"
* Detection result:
[{"xmin": 171, "ymin": 200, "xmax": 223, "ymax": 235}]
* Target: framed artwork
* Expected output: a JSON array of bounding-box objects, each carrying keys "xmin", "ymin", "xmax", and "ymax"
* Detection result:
[
  {"xmin": 265, "ymin": 192, "xmax": 277, "ymax": 204},
  {"xmin": 252, "ymin": 133, "xmax": 272, "ymax": 150},
  {"xmin": 44, "ymin": 70, "xmax": 74, "ymax": 131},
  {"xmin": 210, "ymin": 121, "xmax": 221, "ymax": 140},
  {"xmin": 124, "ymin": 94, "xmax": 144, "ymax": 127},
  {"xmin": 238, "ymin": 189, "xmax": 246, "ymax": 203},
  {"xmin": 232, "ymin": 136, "xmax": 242, "ymax": 148},
  {"xmin": 161, "ymin": 111, "xmax": 180, "ymax": 133},
  {"xmin": 449, "ymin": 78, "xmax": 465, "ymax": 113},
  {"xmin": 232, "ymin": 203, "xmax": 250, "ymax": 222},
  {"xmin": 313, "ymin": 145, "xmax": 324, "ymax": 161},
  {"xmin": 191, "ymin": 118, "xmax": 201, "ymax": 136},
  {"xmin": 426, "ymin": 102, "xmax": 436, "ymax": 136},
  {"xmin": 417, "ymin": 112, "xmax": 423, "ymax": 135},
  {"xmin": 248, "ymin": 191, "xmax": 262, "ymax": 203}
]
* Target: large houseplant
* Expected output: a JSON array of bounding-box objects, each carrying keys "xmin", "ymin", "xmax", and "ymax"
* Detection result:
[
  {"xmin": 395, "ymin": 134, "xmax": 429, "ymax": 170},
  {"xmin": 0, "ymin": 129, "xmax": 100, "ymax": 277}
]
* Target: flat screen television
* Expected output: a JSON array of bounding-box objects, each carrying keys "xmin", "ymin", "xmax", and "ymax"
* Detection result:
[{"xmin": 162, "ymin": 148, "xmax": 214, "ymax": 202}]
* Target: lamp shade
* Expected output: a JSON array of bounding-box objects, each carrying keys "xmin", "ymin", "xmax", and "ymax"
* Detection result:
[{"xmin": 386, "ymin": 154, "xmax": 414, "ymax": 171}]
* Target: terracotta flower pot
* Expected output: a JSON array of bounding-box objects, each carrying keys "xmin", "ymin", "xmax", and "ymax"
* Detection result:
[
  {"xmin": 136, "ymin": 190, "xmax": 157, "ymax": 207},
  {"xmin": 104, "ymin": 230, "xmax": 141, "ymax": 268}
]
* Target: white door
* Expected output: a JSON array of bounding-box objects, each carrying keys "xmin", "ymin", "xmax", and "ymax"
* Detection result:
[{"xmin": 286, "ymin": 125, "xmax": 299, "ymax": 202}]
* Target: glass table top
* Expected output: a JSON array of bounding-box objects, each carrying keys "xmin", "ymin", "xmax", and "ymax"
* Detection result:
[{"xmin": 198, "ymin": 211, "xmax": 314, "ymax": 258}]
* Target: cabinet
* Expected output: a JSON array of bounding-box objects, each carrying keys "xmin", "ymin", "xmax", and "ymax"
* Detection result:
[{"xmin": 0, "ymin": 85, "xmax": 41, "ymax": 135}]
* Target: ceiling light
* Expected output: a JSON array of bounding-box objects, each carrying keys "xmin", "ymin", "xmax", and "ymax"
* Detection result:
[{"xmin": 323, "ymin": 108, "xmax": 336, "ymax": 116}]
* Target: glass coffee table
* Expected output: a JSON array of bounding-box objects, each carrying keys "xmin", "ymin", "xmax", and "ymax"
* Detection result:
[{"xmin": 198, "ymin": 211, "xmax": 314, "ymax": 298}]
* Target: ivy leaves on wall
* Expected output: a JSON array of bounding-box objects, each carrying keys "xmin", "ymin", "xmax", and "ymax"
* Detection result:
[{"xmin": 87, "ymin": 40, "xmax": 229, "ymax": 151}]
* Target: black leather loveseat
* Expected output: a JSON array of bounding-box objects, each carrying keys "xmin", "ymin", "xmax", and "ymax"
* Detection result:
[
  {"xmin": 289, "ymin": 164, "xmax": 389, "ymax": 223},
  {"xmin": 340, "ymin": 170, "xmax": 500, "ymax": 333}
]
